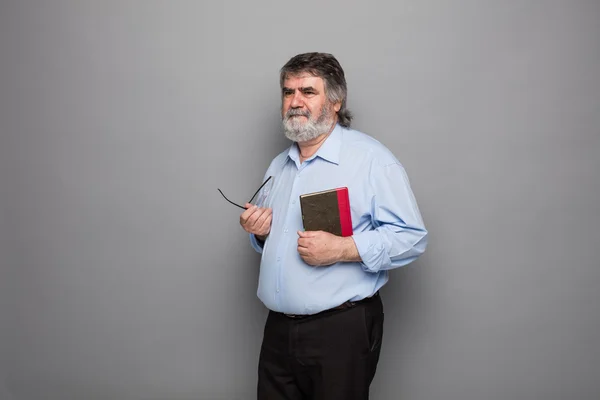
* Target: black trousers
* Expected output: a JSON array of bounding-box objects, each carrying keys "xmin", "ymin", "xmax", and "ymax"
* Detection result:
[{"xmin": 257, "ymin": 293, "xmax": 384, "ymax": 400}]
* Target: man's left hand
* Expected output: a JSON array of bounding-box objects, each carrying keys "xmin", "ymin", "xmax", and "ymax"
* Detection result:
[{"xmin": 297, "ymin": 230, "xmax": 358, "ymax": 266}]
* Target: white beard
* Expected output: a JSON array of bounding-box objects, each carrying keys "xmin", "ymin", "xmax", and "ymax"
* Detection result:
[{"xmin": 282, "ymin": 105, "xmax": 335, "ymax": 142}]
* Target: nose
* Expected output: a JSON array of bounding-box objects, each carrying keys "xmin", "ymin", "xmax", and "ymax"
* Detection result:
[{"xmin": 290, "ymin": 91, "xmax": 304, "ymax": 108}]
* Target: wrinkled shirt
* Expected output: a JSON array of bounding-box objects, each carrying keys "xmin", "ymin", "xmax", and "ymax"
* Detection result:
[{"xmin": 250, "ymin": 124, "xmax": 428, "ymax": 315}]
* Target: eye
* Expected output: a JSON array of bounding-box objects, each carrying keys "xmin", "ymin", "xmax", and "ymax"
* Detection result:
[{"xmin": 283, "ymin": 89, "xmax": 294, "ymax": 97}]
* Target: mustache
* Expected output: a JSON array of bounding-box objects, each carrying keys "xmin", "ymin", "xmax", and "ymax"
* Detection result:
[{"xmin": 285, "ymin": 109, "xmax": 311, "ymax": 119}]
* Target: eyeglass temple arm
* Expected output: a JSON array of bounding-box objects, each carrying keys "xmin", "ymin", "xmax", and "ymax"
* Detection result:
[
  {"xmin": 217, "ymin": 189, "xmax": 247, "ymax": 210},
  {"xmin": 217, "ymin": 176, "xmax": 273, "ymax": 210},
  {"xmin": 248, "ymin": 176, "xmax": 273, "ymax": 204}
]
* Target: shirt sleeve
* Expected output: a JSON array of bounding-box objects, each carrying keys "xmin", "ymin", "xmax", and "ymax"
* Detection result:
[
  {"xmin": 249, "ymin": 233, "xmax": 264, "ymax": 254},
  {"xmin": 247, "ymin": 163, "xmax": 275, "ymax": 254},
  {"xmin": 351, "ymin": 162, "xmax": 428, "ymax": 273}
]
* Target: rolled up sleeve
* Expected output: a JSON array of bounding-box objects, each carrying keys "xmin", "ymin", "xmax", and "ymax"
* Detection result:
[
  {"xmin": 249, "ymin": 234, "xmax": 265, "ymax": 254},
  {"xmin": 352, "ymin": 162, "xmax": 428, "ymax": 273}
]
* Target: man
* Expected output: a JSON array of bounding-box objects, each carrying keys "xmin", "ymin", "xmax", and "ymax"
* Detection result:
[{"xmin": 239, "ymin": 52, "xmax": 428, "ymax": 399}]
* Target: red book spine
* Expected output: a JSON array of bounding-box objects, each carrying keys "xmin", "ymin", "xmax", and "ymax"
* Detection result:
[{"xmin": 336, "ymin": 188, "xmax": 353, "ymax": 237}]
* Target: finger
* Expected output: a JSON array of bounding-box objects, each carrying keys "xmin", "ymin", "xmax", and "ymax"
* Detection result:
[
  {"xmin": 256, "ymin": 208, "xmax": 273, "ymax": 225},
  {"xmin": 246, "ymin": 208, "xmax": 271, "ymax": 233},
  {"xmin": 297, "ymin": 246, "xmax": 309, "ymax": 257},
  {"xmin": 253, "ymin": 208, "xmax": 272, "ymax": 231},
  {"xmin": 258, "ymin": 213, "xmax": 273, "ymax": 235},
  {"xmin": 298, "ymin": 230, "xmax": 318, "ymax": 238},
  {"xmin": 297, "ymin": 238, "xmax": 311, "ymax": 248},
  {"xmin": 252, "ymin": 208, "xmax": 269, "ymax": 228},
  {"xmin": 240, "ymin": 205, "xmax": 258, "ymax": 224},
  {"xmin": 259, "ymin": 211, "xmax": 272, "ymax": 227},
  {"xmin": 302, "ymin": 256, "xmax": 317, "ymax": 266},
  {"xmin": 245, "ymin": 206, "xmax": 269, "ymax": 227}
]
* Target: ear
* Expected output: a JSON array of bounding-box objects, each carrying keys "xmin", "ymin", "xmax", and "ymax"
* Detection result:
[{"xmin": 333, "ymin": 102, "xmax": 342, "ymax": 112}]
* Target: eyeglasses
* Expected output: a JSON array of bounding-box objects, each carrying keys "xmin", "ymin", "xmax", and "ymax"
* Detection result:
[{"xmin": 218, "ymin": 176, "xmax": 273, "ymax": 210}]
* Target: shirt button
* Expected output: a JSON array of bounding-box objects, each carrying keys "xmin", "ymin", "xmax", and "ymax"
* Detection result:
[
  {"xmin": 284, "ymin": 228, "xmax": 288, "ymax": 233},
  {"xmin": 277, "ymin": 257, "xmax": 281, "ymax": 262},
  {"xmin": 291, "ymin": 200, "xmax": 296, "ymax": 204},
  {"xmin": 276, "ymin": 288, "xmax": 280, "ymax": 293}
]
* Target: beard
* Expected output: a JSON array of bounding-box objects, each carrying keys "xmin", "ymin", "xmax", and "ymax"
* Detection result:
[{"xmin": 282, "ymin": 104, "xmax": 335, "ymax": 142}]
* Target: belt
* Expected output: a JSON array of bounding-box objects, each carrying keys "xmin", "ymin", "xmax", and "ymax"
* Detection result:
[{"xmin": 283, "ymin": 291, "xmax": 379, "ymax": 319}]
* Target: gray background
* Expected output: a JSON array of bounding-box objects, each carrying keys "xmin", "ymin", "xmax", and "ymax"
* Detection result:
[{"xmin": 1, "ymin": 1, "xmax": 599, "ymax": 399}]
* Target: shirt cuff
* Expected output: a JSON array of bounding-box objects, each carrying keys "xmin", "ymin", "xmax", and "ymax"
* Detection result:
[
  {"xmin": 351, "ymin": 231, "xmax": 390, "ymax": 273},
  {"xmin": 249, "ymin": 233, "xmax": 264, "ymax": 254}
]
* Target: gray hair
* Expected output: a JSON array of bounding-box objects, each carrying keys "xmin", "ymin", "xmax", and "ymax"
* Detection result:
[{"xmin": 280, "ymin": 52, "xmax": 353, "ymax": 128}]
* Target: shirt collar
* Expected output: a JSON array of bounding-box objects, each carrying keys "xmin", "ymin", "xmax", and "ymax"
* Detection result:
[{"xmin": 287, "ymin": 123, "xmax": 343, "ymax": 166}]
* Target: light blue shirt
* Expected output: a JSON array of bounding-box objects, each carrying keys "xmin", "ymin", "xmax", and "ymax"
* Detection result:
[{"xmin": 250, "ymin": 124, "xmax": 427, "ymax": 315}]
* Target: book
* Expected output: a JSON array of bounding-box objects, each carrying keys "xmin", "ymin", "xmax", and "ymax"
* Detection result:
[{"xmin": 299, "ymin": 187, "xmax": 353, "ymax": 237}]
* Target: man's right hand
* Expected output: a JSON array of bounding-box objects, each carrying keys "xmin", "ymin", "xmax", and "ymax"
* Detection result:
[{"xmin": 240, "ymin": 203, "xmax": 272, "ymax": 240}]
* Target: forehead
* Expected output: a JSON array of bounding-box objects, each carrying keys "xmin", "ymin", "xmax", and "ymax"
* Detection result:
[{"xmin": 282, "ymin": 73, "xmax": 325, "ymax": 90}]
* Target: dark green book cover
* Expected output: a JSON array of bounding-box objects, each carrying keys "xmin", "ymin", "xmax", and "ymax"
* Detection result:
[{"xmin": 299, "ymin": 187, "xmax": 353, "ymax": 236}]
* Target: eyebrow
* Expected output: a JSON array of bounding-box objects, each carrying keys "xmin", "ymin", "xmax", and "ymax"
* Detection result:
[{"xmin": 282, "ymin": 86, "xmax": 319, "ymax": 93}]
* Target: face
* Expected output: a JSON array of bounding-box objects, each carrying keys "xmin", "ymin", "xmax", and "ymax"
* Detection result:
[{"xmin": 281, "ymin": 74, "xmax": 341, "ymax": 142}]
